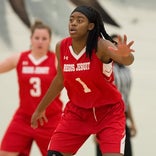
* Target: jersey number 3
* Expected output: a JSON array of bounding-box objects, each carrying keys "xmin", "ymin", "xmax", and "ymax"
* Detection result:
[{"xmin": 29, "ymin": 77, "xmax": 41, "ymax": 97}]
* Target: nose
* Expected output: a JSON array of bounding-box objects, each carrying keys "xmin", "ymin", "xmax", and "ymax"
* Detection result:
[
  {"xmin": 71, "ymin": 19, "xmax": 77, "ymax": 26},
  {"xmin": 38, "ymin": 39, "xmax": 43, "ymax": 43}
]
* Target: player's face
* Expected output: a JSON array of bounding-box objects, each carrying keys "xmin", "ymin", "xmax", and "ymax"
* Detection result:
[
  {"xmin": 69, "ymin": 12, "xmax": 94, "ymax": 40},
  {"xmin": 31, "ymin": 28, "xmax": 51, "ymax": 54}
]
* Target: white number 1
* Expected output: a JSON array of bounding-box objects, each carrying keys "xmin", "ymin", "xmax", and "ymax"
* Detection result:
[{"xmin": 75, "ymin": 78, "xmax": 91, "ymax": 93}]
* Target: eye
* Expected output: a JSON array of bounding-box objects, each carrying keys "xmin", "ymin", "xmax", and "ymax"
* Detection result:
[
  {"xmin": 69, "ymin": 17, "xmax": 74, "ymax": 23},
  {"xmin": 42, "ymin": 37, "xmax": 48, "ymax": 41},
  {"xmin": 77, "ymin": 17, "xmax": 85, "ymax": 24},
  {"xmin": 77, "ymin": 19, "xmax": 82, "ymax": 23},
  {"xmin": 34, "ymin": 36, "xmax": 39, "ymax": 40}
]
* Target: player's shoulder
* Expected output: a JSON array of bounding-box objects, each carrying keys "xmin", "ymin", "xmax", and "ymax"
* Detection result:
[
  {"xmin": 60, "ymin": 37, "xmax": 72, "ymax": 46},
  {"xmin": 57, "ymin": 37, "xmax": 72, "ymax": 52},
  {"xmin": 46, "ymin": 51, "xmax": 56, "ymax": 60},
  {"xmin": 19, "ymin": 50, "xmax": 31, "ymax": 57}
]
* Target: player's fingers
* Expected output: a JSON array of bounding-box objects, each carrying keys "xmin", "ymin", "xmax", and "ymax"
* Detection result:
[
  {"xmin": 39, "ymin": 117, "xmax": 44, "ymax": 126},
  {"xmin": 130, "ymin": 49, "xmax": 135, "ymax": 52},
  {"xmin": 123, "ymin": 34, "xmax": 127, "ymax": 44},
  {"xmin": 31, "ymin": 118, "xmax": 38, "ymax": 129},
  {"xmin": 43, "ymin": 114, "xmax": 48, "ymax": 123},
  {"xmin": 127, "ymin": 41, "xmax": 134, "ymax": 48},
  {"xmin": 117, "ymin": 35, "xmax": 122, "ymax": 43}
]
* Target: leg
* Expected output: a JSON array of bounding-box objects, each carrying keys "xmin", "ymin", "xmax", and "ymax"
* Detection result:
[
  {"xmin": 96, "ymin": 101, "xmax": 126, "ymax": 156},
  {"xmin": 0, "ymin": 151, "xmax": 19, "ymax": 156},
  {"xmin": 48, "ymin": 131, "xmax": 89, "ymax": 155},
  {"xmin": 35, "ymin": 121, "xmax": 58, "ymax": 156},
  {"xmin": 47, "ymin": 150, "xmax": 74, "ymax": 156},
  {"xmin": 47, "ymin": 103, "xmax": 92, "ymax": 155},
  {"xmin": 96, "ymin": 144, "xmax": 102, "ymax": 156},
  {"xmin": 47, "ymin": 150, "xmax": 63, "ymax": 156},
  {"xmin": 124, "ymin": 125, "xmax": 132, "ymax": 156},
  {"xmin": 0, "ymin": 118, "xmax": 32, "ymax": 156}
]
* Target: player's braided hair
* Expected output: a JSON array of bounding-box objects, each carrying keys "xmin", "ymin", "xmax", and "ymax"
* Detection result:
[{"xmin": 72, "ymin": 5, "xmax": 115, "ymax": 59}]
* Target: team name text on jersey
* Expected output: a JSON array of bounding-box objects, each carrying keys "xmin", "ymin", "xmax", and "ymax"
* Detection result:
[{"xmin": 64, "ymin": 62, "xmax": 90, "ymax": 72}]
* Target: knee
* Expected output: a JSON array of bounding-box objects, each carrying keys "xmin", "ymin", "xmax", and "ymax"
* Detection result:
[{"xmin": 47, "ymin": 150, "xmax": 63, "ymax": 156}]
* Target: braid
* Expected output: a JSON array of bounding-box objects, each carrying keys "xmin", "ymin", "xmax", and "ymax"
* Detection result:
[
  {"xmin": 87, "ymin": 7, "xmax": 116, "ymax": 58},
  {"xmin": 98, "ymin": 17, "xmax": 116, "ymax": 44},
  {"xmin": 85, "ymin": 6, "xmax": 99, "ymax": 59},
  {"xmin": 86, "ymin": 10, "xmax": 98, "ymax": 58}
]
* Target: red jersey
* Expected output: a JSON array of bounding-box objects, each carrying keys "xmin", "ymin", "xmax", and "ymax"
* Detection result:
[
  {"xmin": 60, "ymin": 37, "xmax": 122, "ymax": 108},
  {"xmin": 16, "ymin": 51, "xmax": 63, "ymax": 116}
]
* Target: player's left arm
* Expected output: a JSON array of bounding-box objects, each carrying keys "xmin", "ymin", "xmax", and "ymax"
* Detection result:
[{"xmin": 0, "ymin": 53, "xmax": 20, "ymax": 73}]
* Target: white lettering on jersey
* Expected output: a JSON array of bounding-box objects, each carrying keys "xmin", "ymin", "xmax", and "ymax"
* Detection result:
[
  {"xmin": 63, "ymin": 62, "xmax": 90, "ymax": 72},
  {"xmin": 76, "ymin": 62, "xmax": 90, "ymax": 71},
  {"xmin": 22, "ymin": 66, "xmax": 49, "ymax": 74},
  {"xmin": 64, "ymin": 64, "xmax": 75, "ymax": 72},
  {"xmin": 34, "ymin": 67, "xmax": 49, "ymax": 74}
]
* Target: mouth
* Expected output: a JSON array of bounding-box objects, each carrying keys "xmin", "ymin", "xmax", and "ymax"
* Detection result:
[
  {"xmin": 69, "ymin": 28, "xmax": 77, "ymax": 34},
  {"xmin": 37, "ymin": 46, "xmax": 43, "ymax": 49}
]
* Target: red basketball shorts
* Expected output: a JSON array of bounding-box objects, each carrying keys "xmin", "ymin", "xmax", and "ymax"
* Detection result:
[
  {"xmin": 0, "ymin": 111, "xmax": 61, "ymax": 156},
  {"xmin": 48, "ymin": 100, "xmax": 126, "ymax": 155}
]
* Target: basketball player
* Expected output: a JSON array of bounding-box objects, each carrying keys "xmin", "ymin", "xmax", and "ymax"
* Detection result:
[
  {"xmin": 31, "ymin": 5, "xmax": 135, "ymax": 156},
  {"xmin": 0, "ymin": 20, "xmax": 63, "ymax": 156}
]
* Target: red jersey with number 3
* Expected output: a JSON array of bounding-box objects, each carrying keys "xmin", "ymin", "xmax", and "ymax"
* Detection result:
[
  {"xmin": 16, "ymin": 51, "xmax": 63, "ymax": 116},
  {"xmin": 60, "ymin": 37, "xmax": 122, "ymax": 108}
]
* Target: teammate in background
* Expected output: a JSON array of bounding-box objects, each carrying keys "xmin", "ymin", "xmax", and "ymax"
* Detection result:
[
  {"xmin": 31, "ymin": 6, "xmax": 135, "ymax": 156},
  {"xmin": 0, "ymin": 20, "xmax": 63, "ymax": 156}
]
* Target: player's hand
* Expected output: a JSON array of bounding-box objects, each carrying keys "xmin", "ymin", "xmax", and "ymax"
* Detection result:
[
  {"xmin": 108, "ymin": 34, "xmax": 135, "ymax": 57},
  {"xmin": 31, "ymin": 110, "xmax": 48, "ymax": 129},
  {"xmin": 130, "ymin": 123, "xmax": 137, "ymax": 137}
]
